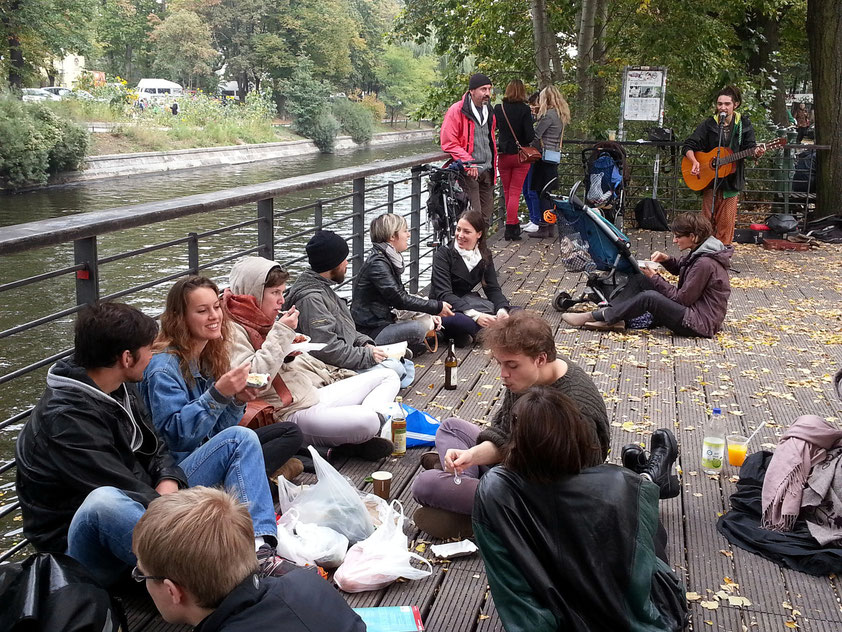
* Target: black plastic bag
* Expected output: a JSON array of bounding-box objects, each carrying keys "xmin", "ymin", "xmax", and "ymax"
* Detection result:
[
  {"xmin": 634, "ymin": 198, "xmax": 670, "ymax": 231},
  {"xmin": 0, "ymin": 553, "xmax": 126, "ymax": 632},
  {"xmin": 765, "ymin": 213, "xmax": 799, "ymax": 235}
]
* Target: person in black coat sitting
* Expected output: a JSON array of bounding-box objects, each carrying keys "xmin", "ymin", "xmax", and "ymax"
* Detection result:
[
  {"xmin": 430, "ymin": 209, "xmax": 512, "ymax": 347},
  {"xmin": 352, "ymin": 213, "xmax": 453, "ymax": 353}
]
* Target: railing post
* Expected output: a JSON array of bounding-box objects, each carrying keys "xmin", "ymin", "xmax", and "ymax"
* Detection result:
[
  {"xmin": 387, "ymin": 181, "xmax": 395, "ymax": 215},
  {"xmin": 188, "ymin": 232, "xmax": 199, "ymax": 274},
  {"xmin": 73, "ymin": 236, "xmax": 99, "ymax": 306},
  {"xmin": 315, "ymin": 200, "xmax": 323, "ymax": 231},
  {"xmin": 409, "ymin": 171, "xmax": 422, "ymax": 294},
  {"xmin": 352, "ymin": 178, "xmax": 365, "ymax": 274},
  {"xmin": 257, "ymin": 198, "xmax": 275, "ymax": 260}
]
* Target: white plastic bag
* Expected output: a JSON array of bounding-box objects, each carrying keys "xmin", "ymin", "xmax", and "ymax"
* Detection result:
[
  {"xmin": 333, "ymin": 500, "xmax": 433, "ymax": 593},
  {"xmin": 277, "ymin": 476, "xmax": 302, "ymax": 514},
  {"xmin": 275, "ymin": 509, "xmax": 316, "ymax": 567},
  {"xmin": 283, "ymin": 446, "xmax": 375, "ymax": 544},
  {"xmin": 295, "ymin": 522, "xmax": 349, "ymax": 568}
]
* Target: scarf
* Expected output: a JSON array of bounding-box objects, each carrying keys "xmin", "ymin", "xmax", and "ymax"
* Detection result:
[
  {"xmin": 761, "ymin": 414, "xmax": 842, "ymax": 532},
  {"xmin": 221, "ymin": 289, "xmax": 293, "ymax": 407},
  {"xmin": 455, "ymin": 244, "xmax": 483, "ymax": 272},
  {"xmin": 374, "ymin": 242, "xmax": 404, "ymax": 273},
  {"xmin": 470, "ymin": 99, "xmax": 489, "ymax": 127},
  {"xmin": 802, "ymin": 447, "xmax": 842, "ymax": 545}
]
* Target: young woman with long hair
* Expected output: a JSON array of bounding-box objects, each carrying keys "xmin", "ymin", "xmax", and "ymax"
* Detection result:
[
  {"xmin": 528, "ymin": 85, "xmax": 571, "ymax": 239},
  {"xmin": 429, "ymin": 209, "xmax": 512, "ymax": 347},
  {"xmin": 141, "ymin": 276, "xmax": 304, "ymax": 482}
]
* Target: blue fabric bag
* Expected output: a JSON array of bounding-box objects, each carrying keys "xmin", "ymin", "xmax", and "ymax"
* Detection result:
[{"xmin": 405, "ymin": 406, "xmax": 440, "ymax": 447}]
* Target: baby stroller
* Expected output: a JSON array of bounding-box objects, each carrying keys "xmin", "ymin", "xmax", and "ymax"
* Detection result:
[
  {"xmin": 544, "ymin": 182, "xmax": 643, "ymax": 313},
  {"xmin": 413, "ymin": 161, "xmax": 473, "ymax": 247},
  {"xmin": 579, "ymin": 141, "xmax": 629, "ymax": 226}
]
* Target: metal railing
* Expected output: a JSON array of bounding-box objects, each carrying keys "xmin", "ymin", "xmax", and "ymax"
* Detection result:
[{"xmin": 0, "ymin": 150, "xmax": 457, "ymax": 561}]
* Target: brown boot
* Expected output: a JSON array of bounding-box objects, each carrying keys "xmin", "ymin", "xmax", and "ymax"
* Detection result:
[
  {"xmin": 270, "ymin": 457, "xmax": 304, "ymax": 483},
  {"xmin": 412, "ymin": 506, "xmax": 473, "ymax": 540},
  {"xmin": 527, "ymin": 223, "xmax": 554, "ymax": 238},
  {"xmin": 582, "ymin": 320, "xmax": 626, "ymax": 332},
  {"xmin": 420, "ymin": 451, "xmax": 442, "ymax": 471}
]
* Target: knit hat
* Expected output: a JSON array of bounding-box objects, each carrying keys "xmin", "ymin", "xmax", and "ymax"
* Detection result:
[
  {"xmin": 306, "ymin": 230, "xmax": 349, "ymax": 273},
  {"xmin": 469, "ymin": 73, "xmax": 492, "ymax": 91}
]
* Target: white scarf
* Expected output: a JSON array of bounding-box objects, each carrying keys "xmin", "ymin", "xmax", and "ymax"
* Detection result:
[
  {"xmin": 470, "ymin": 100, "xmax": 488, "ymax": 127},
  {"xmin": 455, "ymin": 244, "xmax": 482, "ymax": 272}
]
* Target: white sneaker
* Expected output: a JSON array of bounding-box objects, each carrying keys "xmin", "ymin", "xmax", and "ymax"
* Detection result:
[{"xmin": 522, "ymin": 221, "xmax": 540, "ymax": 233}]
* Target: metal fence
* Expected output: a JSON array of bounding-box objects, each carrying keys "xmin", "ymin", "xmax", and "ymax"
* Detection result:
[
  {"xmin": 0, "ymin": 150, "xmax": 459, "ymax": 561},
  {"xmin": 548, "ymin": 137, "xmax": 826, "ymax": 228}
]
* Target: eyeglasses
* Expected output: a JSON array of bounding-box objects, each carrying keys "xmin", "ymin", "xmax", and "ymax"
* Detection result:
[{"xmin": 131, "ymin": 565, "xmax": 166, "ymax": 583}]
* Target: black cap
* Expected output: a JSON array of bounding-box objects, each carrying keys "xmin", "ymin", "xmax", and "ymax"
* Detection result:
[
  {"xmin": 469, "ymin": 73, "xmax": 492, "ymax": 91},
  {"xmin": 306, "ymin": 230, "xmax": 349, "ymax": 273}
]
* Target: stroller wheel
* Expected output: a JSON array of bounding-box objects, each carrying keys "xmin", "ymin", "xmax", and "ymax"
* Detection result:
[{"xmin": 553, "ymin": 292, "xmax": 574, "ymax": 312}]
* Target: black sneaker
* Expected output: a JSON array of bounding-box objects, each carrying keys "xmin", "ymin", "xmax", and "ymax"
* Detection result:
[
  {"xmin": 621, "ymin": 444, "xmax": 648, "ymax": 473},
  {"xmin": 452, "ymin": 333, "xmax": 473, "ymax": 348},
  {"xmin": 256, "ymin": 544, "xmax": 299, "ymax": 578},
  {"xmin": 641, "ymin": 429, "xmax": 680, "ymax": 499}
]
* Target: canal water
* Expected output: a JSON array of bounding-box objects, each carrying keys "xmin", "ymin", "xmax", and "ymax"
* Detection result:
[{"xmin": 0, "ymin": 139, "xmax": 439, "ymax": 553}]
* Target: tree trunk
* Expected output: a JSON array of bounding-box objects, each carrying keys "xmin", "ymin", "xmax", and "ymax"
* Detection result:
[
  {"xmin": 529, "ymin": 0, "xmax": 553, "ymax": 88},
  {"xmin": 592, "ymin": 0, "xmax": 609, "ymax": 106},
  {"xmin": 576, "ymin": 0, "xmax": 597, "ymax": 118},
  {"xmin": 7, "ymin": 34, "xmax": 24, "ymax": 89},
  {"xmin": 807, "ymin": 0, "xmax": 842, "ymax": 218},
  {"xmin": 126, "ymin": 44, "xmax": 133, "ymax": 83}
]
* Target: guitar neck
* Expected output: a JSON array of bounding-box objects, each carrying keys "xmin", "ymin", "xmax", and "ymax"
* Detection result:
[{"xmin": 720, "ymin": 144, "xmax": 762, "ymax": 165}]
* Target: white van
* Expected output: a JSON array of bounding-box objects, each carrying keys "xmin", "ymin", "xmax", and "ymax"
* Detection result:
[{"xmin": 136, "ymin": 78, "xmax": 183, "ymax": 100}]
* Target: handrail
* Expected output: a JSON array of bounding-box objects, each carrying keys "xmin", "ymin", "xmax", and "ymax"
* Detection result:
[{"xmin": 0, "ymin": 152, "xmax": 448, "ymax": 255}]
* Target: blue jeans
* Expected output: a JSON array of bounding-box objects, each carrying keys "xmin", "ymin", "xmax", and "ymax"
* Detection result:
[
  {"xmin": 523, "ymin": 164, "xmax": 541, "ymax": 225},
  {"xmin": 374, "ymin": 320, "xmax": 428, "ymax": 346},
  {"xmin": 66, "ymin": 426, "xmax": 276, "ymax": 586}
]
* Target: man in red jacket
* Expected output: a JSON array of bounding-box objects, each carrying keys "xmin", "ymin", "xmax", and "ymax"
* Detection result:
[{"xmin": 440, "ymin": 73, "xmax": 497, "ymax": 225}]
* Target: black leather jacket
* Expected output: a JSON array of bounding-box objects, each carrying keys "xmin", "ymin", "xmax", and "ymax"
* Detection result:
[
  {"xmin": 473, "ymin": 465, "xmax": 688, "ymax": 632},
  {"xmin": 351, "ymin": 245, "xmax": 442, "ymax": 337},
  {"xmin": 16, "ymin": 358, "xmax": 186, "ymax": 553},
  {"xmin": 429, "ymin": 245, "xmax": 510, "ymax": 313}
]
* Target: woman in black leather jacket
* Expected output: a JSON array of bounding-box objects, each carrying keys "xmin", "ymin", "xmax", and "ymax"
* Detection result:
[
  {"xmin": 352, "ymin": 213, "xmax": 453, "ymax": 350},
  {"xmin": 430, "ymin": 209, "xmax": 511, "ymax": 346}
]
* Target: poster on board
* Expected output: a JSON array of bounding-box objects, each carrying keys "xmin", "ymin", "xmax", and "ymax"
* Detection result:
[{"xmin": 622, "ymin": 68, "xmax": 665, "ymax": 121}]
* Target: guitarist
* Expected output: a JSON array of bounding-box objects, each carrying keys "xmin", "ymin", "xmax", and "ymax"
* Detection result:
[{"xmin": 683, "ymin": 86, "xmax": 765, "ymax": 245}]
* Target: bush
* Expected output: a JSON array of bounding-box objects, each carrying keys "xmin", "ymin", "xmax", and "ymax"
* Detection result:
[
  {"xmin": 332, "ymin": 98, "xmax": 374, "ymax": 144},
  {"xmin": 309, "ymin": 111, "xmax": 341, "ymax": 153},
  {"xmin": 0, "ymin": 97, "xmax": 89, "ymax": 190},
  {"xmin": 359, "ymin": 94, "xmax": 386, "ymax": 124}
]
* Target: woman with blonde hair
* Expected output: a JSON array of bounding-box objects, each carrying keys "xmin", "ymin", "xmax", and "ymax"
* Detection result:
[
  {"xmin": 493, "ymin": 79, "xmax": 536, "ymax": 241},
  {"xmin": 528, "ymin": 85, "xmax": 571, "ymax": 239}
]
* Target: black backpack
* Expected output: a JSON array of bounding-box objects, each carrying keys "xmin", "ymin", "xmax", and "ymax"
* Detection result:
[{"xmin": 634, "ymin": 198, "xmax": 670, "ymax": 231}]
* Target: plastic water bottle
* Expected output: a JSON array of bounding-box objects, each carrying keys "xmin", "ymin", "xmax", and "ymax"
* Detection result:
[{"xmin": 701, "ymin": 408, "xmax": 726, "ymax": 474}]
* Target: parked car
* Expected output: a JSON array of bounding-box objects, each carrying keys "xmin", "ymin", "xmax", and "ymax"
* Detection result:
[
  {"xmin": 136, "ymin": 78, "xmax": 183, "ymax": 100},
  {"xmin": 42, "ymin": 86, "xmax": 72, "ymax": 97},
  {"xmin": 21, "ymin": 88, "xmax": 60, "ymax": 102}
]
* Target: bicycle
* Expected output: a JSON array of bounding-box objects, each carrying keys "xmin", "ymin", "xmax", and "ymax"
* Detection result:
[{"xmin": 412, "ymin": 160, "xmax": 479, "ymax": 247}]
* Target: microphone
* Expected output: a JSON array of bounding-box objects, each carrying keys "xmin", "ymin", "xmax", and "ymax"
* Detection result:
[{"xmin": 718, "ymin": 111, "xmax": 727, "ymax": 125}]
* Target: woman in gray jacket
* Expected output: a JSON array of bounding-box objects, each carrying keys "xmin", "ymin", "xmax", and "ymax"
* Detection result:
[{"xmin": 528, "ymin": 86, "xmax": 570, "ymax": 239}]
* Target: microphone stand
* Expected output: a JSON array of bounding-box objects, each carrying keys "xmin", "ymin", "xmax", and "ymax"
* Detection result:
[{"xmin": 711, "ymin": 113, "xmax": 726, "ymax": 226}]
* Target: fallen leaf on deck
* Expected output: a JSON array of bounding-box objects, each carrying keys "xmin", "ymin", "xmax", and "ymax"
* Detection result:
[
  {"xmin": 700, "ymin": 600, "xmax": 719, "ymax": 610},
  {"xmin": 685, "ymin": 591, "xmax": 702, "ymax": 601}
]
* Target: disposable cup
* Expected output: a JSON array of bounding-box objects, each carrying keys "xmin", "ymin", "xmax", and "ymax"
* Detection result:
[
  {"xmin": 371, "ymin": 471, "xmax": 393, "ymax": 500},
  {"xmin": 727, "ymin": 434, "xmax": 749, "ymax": 467}
]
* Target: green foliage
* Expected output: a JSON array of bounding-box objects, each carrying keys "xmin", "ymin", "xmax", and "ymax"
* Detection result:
[
  {"xmin": 280, "ymin": 57, "xmax": 331, "ymax": 132},
  {"xmin": 0, "ymin": 97, "xmax": 89, "ymax": 190},
  {"xmin": 332, "ymin": 98, "xmax": 374, "ymax": 144},
  {"xmin": 150, "ymin": 10, "xmax": 219, "ymax": 89},
  {"xmin": 375, "ymin": 44, "xmax": 438, "ymax": 120},
  {"xmin": 95, "ymin": 0, "xmax": 161, "ymax": 82},
  {"xmin": 309, "ymin": 111, "xmax": 342, "ymax": 153},
  {"xmin": 358, "ymin": 93, "xmax": 386, "ymax": 122}
]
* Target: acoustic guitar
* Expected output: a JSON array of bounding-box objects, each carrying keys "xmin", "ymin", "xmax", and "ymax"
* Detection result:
[{"xmin": 681, "ymin": 137, "xmax": 786, "ymax": 191}]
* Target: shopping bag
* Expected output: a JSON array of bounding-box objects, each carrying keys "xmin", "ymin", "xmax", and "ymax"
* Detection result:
[
  {"xmin": 281, "ymin": 445, "xmax": 375, "ymax": 544},
  {"xmin": 380, "ymin": 402, "xmax": 440, "ymax": 447},
  {"xmin": 333, "ymin": 500, "xmax": 433, "ymax": 593}
]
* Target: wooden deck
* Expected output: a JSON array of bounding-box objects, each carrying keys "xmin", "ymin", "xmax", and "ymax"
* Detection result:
[{"xmin": 125, "ymin": 230, "xmax": 842, "ymax": 632}]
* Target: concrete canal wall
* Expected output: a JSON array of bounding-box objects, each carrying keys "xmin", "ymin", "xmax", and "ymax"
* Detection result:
[{"xmin": 54, "ymin": 128, "xmax": 436, "ymax": 184}]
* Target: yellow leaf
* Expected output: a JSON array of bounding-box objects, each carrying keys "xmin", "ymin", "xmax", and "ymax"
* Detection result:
[
  {"xmin": 685, "ymin": 591, "xmax": 702, "ymax": 601},
  {"xmin": 785, "ymin": 622, "xmax": 799, "ymax": 629},
  {"xmin": 700, "ymin": 600, "xmax": 719, "ymax": 610},
  {"xmin": 727, "ymin": 595, "xmax": 752, "ymax": 607},
  {"xmin": 478, "ymin": 615, "xmax": 490, "ymax": 621},
  {"xmin": 415, "ymin": 543, "xmax": 426, "ymax": 553}
]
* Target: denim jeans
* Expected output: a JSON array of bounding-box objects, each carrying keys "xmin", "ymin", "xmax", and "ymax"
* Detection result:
[
  {"xmin": 374, "ymin": 320, "xmax": 429, "ymax": 346},
  {"xmin": 523, "ymin": 163, "xmax": 541, "ymax": 225},
  {"xmin": 363, "ymin": 357, "xmax": 415, "ymax": 388},
  {"xmin": 66, "ymin": 426, "xmax": 276, "ymax": 586}
]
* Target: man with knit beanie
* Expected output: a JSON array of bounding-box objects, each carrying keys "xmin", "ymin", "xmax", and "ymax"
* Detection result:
[
  {"xmin": 286, "ymin": 230, "xmax": 411, "ymax": 385},
  {"xmin": 440, "ymin": 72, "xmax": 497, "ymax": 226}
]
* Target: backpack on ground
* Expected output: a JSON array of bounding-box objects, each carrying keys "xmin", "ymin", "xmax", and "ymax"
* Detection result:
[{"xmin": 634, "ymin": 198, "xmax": 670, "ymax": 231}]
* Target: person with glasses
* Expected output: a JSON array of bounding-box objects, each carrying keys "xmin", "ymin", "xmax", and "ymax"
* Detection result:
[{"xmin": 132, "ymin": 486, "xmax": 365, "ymax": 631}]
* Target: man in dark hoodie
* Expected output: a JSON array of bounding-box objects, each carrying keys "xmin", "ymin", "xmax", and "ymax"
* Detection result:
[
  {"xmin": 15, "ymin": 302, "xmax": 295, "ymax": 586},
  {"xmin": 133, "ymin": 487, "xmax": 364, "ymax": 632},
  {"xmin": 440, "ymin": 72, "xmax": 497, "ymax": 225},
  {"xmin": 562, "ymin": 213, "xmax": 733, "ymax": 337},
  {"xmin": 285, "ymin": 230, "xmax": 410, "ymax": 385}
]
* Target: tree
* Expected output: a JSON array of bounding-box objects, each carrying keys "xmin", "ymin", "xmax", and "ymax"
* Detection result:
[
  {"xmin": 375, "ymin": 44, "xmax": 436, "ymax": 121},
  {"xmin": 150, "ymin": 10, "xmax": 219, "ymax": 88},
  {"xmin": 1, "ymin": 0, "xmax": 97, "ymax": 88},
  {"xmin": 806, "ymin": 0, "xmax": 841, "ymax": 217},
  {"xmin": 95, "ymin": 0, "xmax": 161, "ymax": 82}
]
